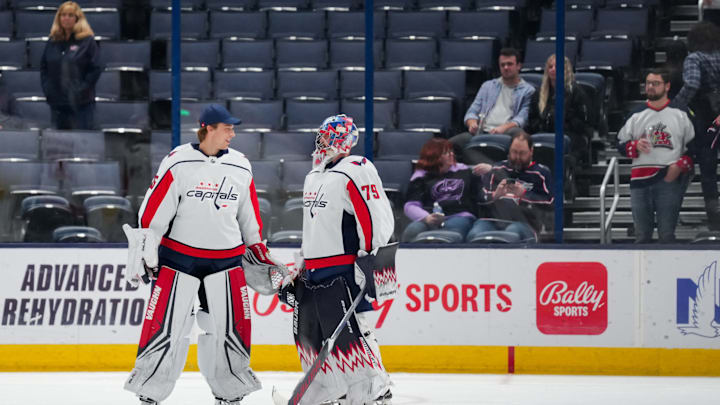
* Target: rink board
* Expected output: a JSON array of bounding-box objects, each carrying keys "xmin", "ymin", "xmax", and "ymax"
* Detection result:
[{"xmin": 1, "ymin": 246, "xmax": 719, "ymax": 375}]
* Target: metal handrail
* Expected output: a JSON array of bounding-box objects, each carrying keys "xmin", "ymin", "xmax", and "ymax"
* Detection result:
[
  {"xmin": 599, "ymin": 157, "xmax": 620, "ymax": 243},
  {"xmin": 699, "ymin": 0, "xmax": 704, "ymax": 22}
]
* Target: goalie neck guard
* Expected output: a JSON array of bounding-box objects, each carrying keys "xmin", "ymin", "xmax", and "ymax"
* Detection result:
[{"xmin": 312, "ymin": 114, "xmax": 359, "ymax": 168}]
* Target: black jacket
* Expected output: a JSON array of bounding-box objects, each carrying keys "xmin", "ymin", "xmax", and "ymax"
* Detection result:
[
  {"xmin": 40, "ymin": 34, "xmax": 102, "ymax": 108},
  {"xmin": 528, "ymin": 83, "xmax": 591, "ymax": 139}
]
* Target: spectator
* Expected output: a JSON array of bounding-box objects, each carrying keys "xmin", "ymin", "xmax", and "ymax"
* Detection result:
[
  {"xmin": 402, "ymin": 138, "xmax": 491, "ymax": 242},
  {"xmin": 466, "ymin": 130, "xmax": 553, "ymax": 243},
  {"xmin": 671, "ymin": 22, "xmax": 720, "ymax": 230},
  {"xmin": 528, "ymin": 54, "xmax": 592, "ymax": 166},
  {"xmin": 618, "ymin": 70, "xmax": 695, "ymax": 243},
  {"xmin": 449, "ymin": 48, "xmax": 535, "ymax": 165},
  {"xmin": 663, "ymin": 40, "xmax": 688, "ymax": 101},
  {"xmin": 41, "ymin": 1, "xmax": 102, "ymax": 130}
]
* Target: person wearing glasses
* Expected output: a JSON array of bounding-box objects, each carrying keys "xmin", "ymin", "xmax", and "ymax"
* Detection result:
[{"xmin": 618, "ymin": 70, "xmax": 696, "ymax": 243}]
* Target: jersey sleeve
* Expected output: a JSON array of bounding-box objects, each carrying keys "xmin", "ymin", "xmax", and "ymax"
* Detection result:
[
  {"xmin": 344, "ymin": 160, "xmax": 395, "ymax": 252},
  {"xmin": 235, "ymin": 164, "xmax": 264, "ymax": 246},
  {"xmin": 137, "ymin": 154, "xmax": 180, "ymax": 239}
]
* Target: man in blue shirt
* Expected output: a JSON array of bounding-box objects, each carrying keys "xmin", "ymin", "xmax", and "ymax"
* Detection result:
[{"xmin": 450, "ymin": 47, "xmax": 535, "ymax": 165}]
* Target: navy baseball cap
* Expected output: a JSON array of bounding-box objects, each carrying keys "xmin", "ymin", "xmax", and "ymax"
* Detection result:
[{"xmin": 198, "ymin": 104, "xmax": 242, "ymax": 127}]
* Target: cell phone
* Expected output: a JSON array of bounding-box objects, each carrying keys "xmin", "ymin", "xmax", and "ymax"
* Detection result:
[{"xmin": 506, "ymin": 178, "xmax": 516, "ymax": 185}]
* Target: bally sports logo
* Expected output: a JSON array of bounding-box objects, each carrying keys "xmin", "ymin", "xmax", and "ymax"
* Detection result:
[{"xmin": 536, "ymin": 262, "xmax": 608, "ymax": 335}]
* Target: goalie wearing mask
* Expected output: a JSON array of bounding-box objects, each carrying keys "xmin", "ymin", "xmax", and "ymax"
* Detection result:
[
  {"xmin": 278, "ymin": 114, "xmax": 397, "ymax": 405},
  {"xmin": 122, "ymin": 104, "xmax": 287, "ymax": 405}
]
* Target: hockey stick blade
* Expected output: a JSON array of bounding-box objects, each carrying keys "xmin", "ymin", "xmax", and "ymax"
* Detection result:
[{"xmin": 279, "ymin": 271, "xmax": 368, "ymax": 405}]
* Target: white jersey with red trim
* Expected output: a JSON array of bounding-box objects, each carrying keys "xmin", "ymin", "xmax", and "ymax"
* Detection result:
[
  {"xmin": 301, "ymin": 155, "xmax": 395, "ymax": 269},
  {"xmin": 138, "ymin": 143, "xmax": 263, "ymax": 258}
]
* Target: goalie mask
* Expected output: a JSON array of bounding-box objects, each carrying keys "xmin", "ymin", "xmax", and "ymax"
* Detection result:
[{"xmin": 312, "ymin": 114, "xmax": 359, "ymax": 167}]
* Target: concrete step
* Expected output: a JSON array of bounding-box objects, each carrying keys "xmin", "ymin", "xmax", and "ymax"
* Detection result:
[
  {"xmin": 568, "ymin": 195, "xmax": 707, "ymax": 210},
  {"xmin": 588, "ymin": 181, "xmax": 714, "ymax": 197},
  {"xmin": 670, "ymin": 19, "xmax": 699, "ymax": 33},
  {"xmin": 671, "ymin": 5, "xmax": 700, "ymax": 18},
  {"xmin": 563, "ymin": 225, "xmax": 708, "ymax": 243},
  {"xmin": 572, "ymin": 210, "xmax": 708, "ymax": 225}
]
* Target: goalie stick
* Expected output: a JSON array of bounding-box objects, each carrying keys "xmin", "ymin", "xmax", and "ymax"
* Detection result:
[{"xmin": 272, "ymin": 264, "xmax": 368, "ymax": 405}]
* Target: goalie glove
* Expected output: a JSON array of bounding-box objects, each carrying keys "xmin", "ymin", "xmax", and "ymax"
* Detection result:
[
  {"xmin": 122, "ymin": 224, "xmax": 160, "ymax": 287},
  {"xmin": 242, "ymin": 242, "xmax": 290, "ymax": 295}
]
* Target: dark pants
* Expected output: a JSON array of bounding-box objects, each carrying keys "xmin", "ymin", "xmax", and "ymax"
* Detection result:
[
  {"xmin": 630, "ymin": 174, "xmax": 690, "ymax": 243},
  {"xmin": 50, "ymin": 103, "xmax": 95, "ymax": 130}
]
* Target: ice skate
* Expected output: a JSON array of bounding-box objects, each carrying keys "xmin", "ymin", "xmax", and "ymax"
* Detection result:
[
  {"xmin": 138, "ymin": 396, "xmax": 158, "ymax": 405},
  {"xmin": 214, "ymin": 395, "xmax": 244, "ymax": 405}
]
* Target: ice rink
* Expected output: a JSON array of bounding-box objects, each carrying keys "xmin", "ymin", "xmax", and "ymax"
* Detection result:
[{"xmin": 1, "ymin": 371, "xmax": 718, "ymax": 405}]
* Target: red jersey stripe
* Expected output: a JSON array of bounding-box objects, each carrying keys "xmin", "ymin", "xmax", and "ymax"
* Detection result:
[
  {"xmin": 141, "ymin": 171, "xmax": 174, "ymax": 228},
  {"xmin": 160, "ymin": 237, "xmax": 246, "ymax": 259},
  {"xmin": 138, "ymin": 268, "xmax": 176, "ymax": 351},
  {"xmin": 631, "ymin": 166, "xmax": 662, "ymax": 179},
  {"xmin": 248, "ymin": 179, "xmax": 263, "ymax": 241},
  {"xmin": 346, "ymin": 180, "xmax": 373, "ymax": 251},
  {"xmin": 305, "ymin": 254, "xmax": 357, "ymax": 269}
]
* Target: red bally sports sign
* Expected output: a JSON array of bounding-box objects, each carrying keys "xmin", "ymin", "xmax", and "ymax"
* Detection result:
[{"xmin": 536, "ymin": 262, "xmax": 608, "ymax": 335}]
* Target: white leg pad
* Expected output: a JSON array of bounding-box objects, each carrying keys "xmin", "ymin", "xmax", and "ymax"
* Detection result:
[
  {"xmin": 198, "ymin": 267, "xmax": 262, "ymax": 400},
  {"xmin": 124, "ymin": 267, "xmax": 200, "ymax": 402}
]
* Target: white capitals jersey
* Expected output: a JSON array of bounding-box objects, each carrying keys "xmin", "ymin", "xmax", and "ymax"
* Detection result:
[
  {"xmin": 138, "ymin": 143, "xmax": 263, "ymax": 259},
  {"xmin": 301, "ymin": 155, "xmax": 395, "ymax": 270}
]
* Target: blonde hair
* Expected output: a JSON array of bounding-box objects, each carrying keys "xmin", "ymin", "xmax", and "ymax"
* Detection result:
[
  {"xmin": 196, "ymin": 124, "xmax": 217, "ymax": 142},
  {"xmin": 49, "ymin": 1, "xmax": 94, "ymax": 41},
  {"xmin": 538, "ymin": 54, "xmax": 575, "ymax": 114}
]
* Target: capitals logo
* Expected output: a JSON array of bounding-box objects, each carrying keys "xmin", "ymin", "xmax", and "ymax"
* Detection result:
[
  {"xmin": 186, "ymin": 176, "xmax": 238, "ymax": 210},
  {"xmin": 303, "ymin": 185, "xmax": 328, "ymax": 218},
  {"xmin": 676, "ymin": 261, "xmax": 720, "ymax": 338},
  {"xmin": 647, "ymin": 122, "xmax": 673, "ymax": 149}
]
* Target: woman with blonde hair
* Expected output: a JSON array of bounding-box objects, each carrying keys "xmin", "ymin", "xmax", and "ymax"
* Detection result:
[
  {"xmin": 528, "ymin": 54, "xmax": 591, "ymax": 166},
  {"xmin": 41, "ymin": 1, "xmax": 102, "ymax": 129}
]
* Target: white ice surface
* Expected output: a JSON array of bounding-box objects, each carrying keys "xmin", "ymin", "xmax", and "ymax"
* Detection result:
[{"xmin": 0, "ymin": 371, "xmax": 718, "ymax": 405}]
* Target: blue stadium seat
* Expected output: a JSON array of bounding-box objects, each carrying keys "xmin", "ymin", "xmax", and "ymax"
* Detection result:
[
  {"xmin": 40, "ymin": 130, "xmax": 105, "ymax": 162},
  {"xmin": 0, "ymin": 11, "xmax": 12, "ymax": 41},
  {"xmin": 404, "ymin": 70, "xmax": 466, "ymax": 107},
  {"xmin": 476, "ymin": 0, "xmax": 526, "ymax": 10},
  {"xmin": 564, "ymin": 0, "xmax": 605, "ymax": 9},
  {"xmin": 12, "ymin": 101, "xmax": 52, "ymax": 129},
  {"xmin": 150, "ymin": 10, "xmax": 208, "ymax": 40},
  {"xmin": 438, "ymin": 39, "xmax": 494, "ymax": 71},
  {"xmin": 229, "ymin": 131, "xmax": 263, "ymax": 160},
  {"xmin": 374, "ymin": 0, "xmax": 415, "ymax": 10},
  {"xmin": 229, "ymin": 100, "xmax": 284, "ymax": 132},
  {"xmin": 263, "ymin": 131, "xmax": 316, "ymax": 160},
  {"xmin": 538, "ymin": 8, "xmax": 594, "ymax": 39},
  {"xmin": 95, "ymin": 101, "xmax": 150, "ymax": 133},
  {"xmin": 375, "ymin": 130, "xmax": 434, "ymax": 160},
  {"xmin": 99, "ymin": 41, "xmax": 151, "ymax": 72},
  {"xmin": 206, "ymin": 0, "xmax": 257, "ymax": 10},
  {"xmin": 276, "ymin": 39, "xmax": 328, "ymax": 70},
  {"xmin": 385, "ymin": 39, "xmax": 437, "ymax": 70},
  {"xmin": 327, "ymin": 11, "xmax": 386, "ymax": 39},
  {"xmin": 329, "ymin": 39, "xmax": 384, "ymax": 71},
  {"xmin": 215, "ymin": 71, "xmax": 275, "ymax": 101},
  {"xmin": 150, "ymin": 70, "xmax": 213, "ymax": 101},
  {"xmin": 95, "ymin": 70, "xmax": 122, "ymax": 101},
  {"xmin": 577, "ymin": 37, "xmax": 633, "ymax": 71},
  {"xmin": 593, "ymin": 8, "xmax": 649, "ymax": 39},
  {"xmin": 448, "ymin": 10, "xmax": 511, "ymax": 41},
  {"xmin": 281, "ymin": 160, "xmax": 313, "ymax": 193},
  {"xmin": 464, "ymin": 133, "xmax": 512, "ymax": 163},
  {"xmin": 3, "ymin": 70, "xmax": 44, "ymax": 101},
  {"xmin": 167, "ymin": 40, "xmax": 220, "ymax": 71},
  {"xmin": 522, "ymin": 39, "xmax": 579, "ymax": 72},
  {"xmin": 340, "ymin": 70, "xmax": 403, "ymax": 100},
  {"xmin": 268, "ymin": 11, "xmax": 326, "ymax": 40},
  {"xmin": 80, "ymin": 0, "xmax": 123, "ymax": 9},
  {"xmin": 84, "ymin": 195, "xmax": 135, "ymax": 242},
  {"xmin": 52, "ymin": 226, "xmax": 105, "ymax": 243},
  {"xmin": 14, "ymin": 11, "xmax": 55, "ymax": 40},
  {"xmin": 340, "ymin": 99, "xmax": 396, "ymax": 132},
  {"xmin": 257, "ymin": 0, "xmax": 309, "ymax": 11},
  {"xmin": 418, "ymin": 0, "xmax": 473, "ymax": 10},
  {"xmin": 86, "ymin": 11, "xmax": 121, "ymax": 40},
  {"xmin": 0, "ymin": 41, "xmax": 26, "ymax": 71},
  {"xmin": 26, "ymin": 40, "xmax": 46, "ymax": 69},
  {"xmin": 372, "ymin": 159, "xmax": 413, "ymax": 201},
  {"xmin": 386, "ymin": 11, "xmax": 447, "ymax": 39},
  {"xmin": 21, "ymin": 195, "xmax": 74, "ymax": 243},
  {"xmin": 397, "ymin": 99, "xmax": 452, "ymax": 134},
  {"xmin": 520, "ymin": 72, "xmax": 543, "ymax": 91},
  {"xmin": 209, "ymin": 11, "xmax": 267, "ymax": 40},
  {"xmin": 150, "ymin": 0, "xmax": 205, "ymax": 10},
  {"xmin": 222, "ymin": 39, "xmax": 274, "ymax": 71},
  {"xmin": 277, "ymin": 70, "xmax": 338, "ymax": 100},
  {"xmin": 62, "ymin": 161, "xmax": 122, "ymax": 201},
  {"xmin": 285, "ymin": 100, "xmax": 340, "ymax": 132},
  {"xmin": 0, "ymin": 161, "xmax": 59, "ymax": 240},
  {"xmin": 311, "ymin": 0, "xmax": 357, "ymax": 11},
  {"xmin": 249, "ymin": 159, "xmax": 282, "ymax": 198},
  {"xmin": 0, "ymin": 130, "xmax": 40, "ymax": 161}
]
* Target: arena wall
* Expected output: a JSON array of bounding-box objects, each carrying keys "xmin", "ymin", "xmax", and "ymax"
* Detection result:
[{"xmin": 1, "ymin": 246, "xmax": 719, "ymax": 375}]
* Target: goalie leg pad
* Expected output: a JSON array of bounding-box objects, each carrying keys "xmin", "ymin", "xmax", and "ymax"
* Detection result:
[
  {"xmin": 124, "ymin": 266, "xmax": 200, "ymax": 402},
  {"xmin": 294, "ymin": 277, "xmax": 388, "ymax": 405},
  {"xmin": 198, "ymin": 267, "xmax": 261, "ymax": 401}
]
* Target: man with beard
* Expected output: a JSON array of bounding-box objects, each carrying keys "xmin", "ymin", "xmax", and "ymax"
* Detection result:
[
  {"xmin": 618, "ymin": 70, "xmax": 695, "ymax": 243},
  {"xmin": 466, "ymin": 130, "xmax": 553, "ymax": 243}
]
